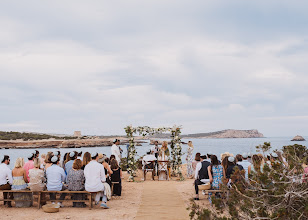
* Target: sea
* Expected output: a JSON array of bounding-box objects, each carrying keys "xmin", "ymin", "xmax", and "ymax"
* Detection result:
[{"xmin": 1, "ymin": 136, "xmax": 307, "ymax": 169}]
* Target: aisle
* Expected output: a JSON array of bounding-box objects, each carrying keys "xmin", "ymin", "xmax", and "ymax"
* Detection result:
[{"xmin": 135, "ymin": 180, "xmax": 189, "ymax": 220}]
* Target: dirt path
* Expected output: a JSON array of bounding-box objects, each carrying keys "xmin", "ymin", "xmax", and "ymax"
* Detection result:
[{"xmin": 135, "ymin": 181, "xmax": 189, "ymax": 220}]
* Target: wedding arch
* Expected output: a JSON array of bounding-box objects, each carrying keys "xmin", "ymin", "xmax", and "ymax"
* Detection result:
[{"xmin": 124, "ymin": 125, "xmax": 184, "ymax": 181}]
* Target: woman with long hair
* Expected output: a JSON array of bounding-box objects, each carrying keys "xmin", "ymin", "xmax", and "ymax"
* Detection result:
[
  {"xmin": 208, "ymin": 155, "xmax": 225, "ymax": 203},
  {"xmin": 82, "ymin": 152, "xmax": 91, "ymax": 170},
  {"xmin": 158, "ymin": 141, "xmax": 170, "ymax": 180},
  {"xmin": 186, "ymin": 141, "xmax": 194, "ymax": 178}
]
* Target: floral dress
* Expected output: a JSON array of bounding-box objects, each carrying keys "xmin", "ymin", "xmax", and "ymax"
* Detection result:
[
  {"xmin": 209, "ymin": 165, "xmax": 223, "ymax": 204},
  {"xmin": 186, "ymin": 147, "xmax": 194, "ymax": 178}
]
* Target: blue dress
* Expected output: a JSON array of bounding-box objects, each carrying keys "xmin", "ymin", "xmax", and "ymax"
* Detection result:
[{"xmin": 209, "ymin": 165, "xmax": 223, "ymax": 203}]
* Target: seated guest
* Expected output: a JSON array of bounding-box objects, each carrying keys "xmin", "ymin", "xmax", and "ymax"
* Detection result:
[
  {"xmin": 237, "ymin": 153, "xmax": 252, "ymax": 181},
  {"xmin": 192, "ymin": 153, "xmax": 201, "ymax": 174},
  {"xmin": 110, "ymin": 159, "xmax": 122, "ymax": 196},
  {"xmin": 110, "ymin": 154, "xmax": 116, "ymax": 162},
  {"xmin": 29, "ymin": 158, "xmax": 46, "ymax": 191},
  {"xmin": 226, "ymin": 156, "xmax": 244, "ymax": 186},
  {"xmin": 35, "ymin": 150, "xmax": 40, "ymax": 159},
  {"xmin": 12, "ymin": 157, "xmax": 32, "ymax": 207},
  {"xmin": 84, "ymin": 152, "xmax": 109, "ymax": 209},
  {"xmin": 46, "ymin": 156, "xmax": 67, "ymax": 207},
  {"xmin": 82, "ymin": 152, "xmax": 91, "ymax": 170},
  {"xmin": 302, "ymin": 157, "xmax": 308, "ymax": 183},
  {"xmin": 194, "ymin": 155, "xmax": 211, "ymax": 200},
  {"xmin": 98, "ymin": 154, "xmax": 113, "ymax": 186},
  {"xmin": 44, "ymin": 152, "xmax": 53, "ymax": 170},
  {"xmin": 67, "ymin": 159, "xmax": 85, "ymax": 207},
  {"xmin": 40, "ymin": 154, "xmax": 46, "ymax": 169},
  {"xmin": 0, "ymin": 155, "xmax": 13, "ymax": 207},
  {"xmin": 208, "ymin": 155, "xmax": 225, "ymax": 203},
  {"xmin": 77, "ymin": 151, "xmax": 83, "ymax": 161},
  {"xmin": 23, "ymin": 153, "xmax": 35, "ymax": 182},
  {"xmin": 65, "ymin": 152, "xmax": 77, "ymax": 175},
  {"xmin": 252, "ymin": 154, "xmax": 264, "ymax": 173},
  {"xmin": 142, "ymin": 151, "xmax": 157, "ymax": 181}
]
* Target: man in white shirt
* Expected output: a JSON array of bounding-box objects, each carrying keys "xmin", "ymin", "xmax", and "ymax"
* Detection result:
[
  {"xmin": 84, "ymin": 152, "xmax": 109, "ymax": 209},
  {"xmin": 237, "ymin": 153, "xmax": 251, "ymax": 180},
  {"xmin": 0, "ymin": 155, "xmax": 13, "ymax": 207},
  {"xmin": 111, "ymin": 139, "xmax": 121, "ymax": 163},
  {"xmin": 194, "ymin": 155, "xmax": 211, "ymax": 200},
  {"xmin": 142, "ymin": 151, "xmax": 157, "ymax": 181}
]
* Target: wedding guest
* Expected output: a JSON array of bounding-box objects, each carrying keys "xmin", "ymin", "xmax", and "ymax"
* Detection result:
[
  {"xmin": 111, "ymin": 139, "xmax": 121, "ymax": 163},
  {"xmin": 65, "ymin": 152, "xmax": 77, "ymax": 175},
  {"xmin": 44, "ymin": 152, "xmax": 53, "ymax": 170},
  {"xmin": 0, "ymin": 155, "xmax": 13, "ymax": 207},
  {"xmin": 142, "ymin": 151, "xmax": 157, "ymax": 181},
  {"xmin": 62, "ymin": 153, "xmax": 69, "ymax": 167},
  {"xmin": 151, "ymin": 141, "xmax": 160, "ymax": 176},
  {"xmin": 208, "ymin": 155, "xmax": 225, "ymax": 203},
  {"xmin": 12, "ymin": 157, "xmax": 32, "ymax": 207},
  {"xmin": 82, "ymin": 152, "xmax": 91, "ymax": 169},
  {"xmin": 29, "ymin": 158, "xmax": 46, "ymax": 206},
  {"xmin": 237, "ymin": 153, "xmax": 252, "ymax": 180},
  {"xmin": 110, "ymin": 155, "xmax": 116, "ymax": 163},
  {"xmin": 110, "ymin": 159, "xmax": 122, "ymax": 196},
  {"xmin": 46, "ymin": 156, "xmax": 67, "ymax": 207},
  {"xmin": 236, "ymin": 154, "xmax": 243, "ymax": 163},
  {"xmin": 77, "ymin": 151, "xmax": 83, "ymax": 161},
  {"xmin": 226, "ymin": 157, "xmax": 244, "ymax": 185},
  {"xmin": 40, "ymin": 154, "xmax": 46, "ymax": 169},
  {"xmin": 29, "ymin": 158, "xmax": 46, "ymax": 191},
  {"xmin": 194, "ymin": 155, "xmax": 211, "ymax": 200},
  {"xmin": 23, "ymin": 153, "xmax": 35, "ymax": 182},
  {"xmin": 98, "ymin": 154, "xmax": 113, "ymax": 186},
  {"xmin": 192, "ymin": 153, "xmax": 201, "ymax": 174},
  {"xmin": 84, "ymin": 152, "xmax": 109, "ymax": 209},
  {"xmin": 252, "ymin": 154, "xmax": 264, "ymax": 173},
  {"xmin": 221, "ymin": 156, "xmax": 229, "ymax": 178},
  {"xmin": 186, "ymin": 141, "xmax": 194, "ymax": 178},
  {"xmin": 67, "ymin": 159, "xmax": 85, "ymax": 207},
  {"xmin": 35, "ymin": 150, "xmax": 40, "ymax": 159}
]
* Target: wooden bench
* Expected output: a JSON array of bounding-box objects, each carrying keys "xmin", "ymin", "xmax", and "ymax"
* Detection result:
[{"xmin": 1, "ymin": 190, "xmax": 94, "ymax": 209}]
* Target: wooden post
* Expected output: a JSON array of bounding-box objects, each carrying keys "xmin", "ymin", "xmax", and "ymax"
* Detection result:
[
  {"xmin": 89, "ymin": 193, "xmax": 92, "ymax": 210},
  {"xmin": 38, "ymin": 192, "xmax": 41, "ymax": 209}
]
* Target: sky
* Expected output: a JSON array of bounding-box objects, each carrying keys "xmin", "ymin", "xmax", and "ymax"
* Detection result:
[{"xmin": 1, "ymin": 1, "xmax": 308, "ymax": 137}]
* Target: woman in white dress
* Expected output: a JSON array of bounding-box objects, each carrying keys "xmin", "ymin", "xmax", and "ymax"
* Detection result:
[{"xmin": 158, "ymin": 141, "xmax": 170, "ymax": 180}]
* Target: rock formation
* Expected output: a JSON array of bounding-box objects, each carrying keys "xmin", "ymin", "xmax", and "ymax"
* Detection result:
[{"xmin": 291, "ymin": 135, "xmax": 306, "ymax": 141}]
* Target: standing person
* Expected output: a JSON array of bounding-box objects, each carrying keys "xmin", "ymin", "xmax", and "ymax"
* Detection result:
[
  {"xmin": 110, "ymin": 159, "xmax": 122, "ymax": 196},
  {"xmin": 151, "ymin": 141, "xmax": 160, "ymax": 176},
  {"xmin": 23, "ymin": 153, "xmax": 35, "ymax": 182},
  {"xmin": 0, "ymin": 155, "xmax": 13, "ymax": 207},
  {"xmin": 237, "ymin": 153, "xmax": 252, "ymax": 181},
  {"xmin": 84, "ymin": 152, "xmax": 109, "ymax": 209},
  {"xmin": 186, "ymin": 141, "xmax": 194, "ymax": 178},
  {"xmin": 12, "ymin": 157, "xmax": 32, "ymax": 207},
  {"xmin": 208, "ymin": 155, "xmax": 225, "ymax": 203},
  {"xmin": 111, "ymin": 139, "xmax": 121, "ymax": 163},
  {"xmin": 158, "ymin": 141, "xmax": 170, "ymax": 180},
  {"xmin": 67, "ymin": 159, "xmax": 85, "ymax": 207},
  {"xmin": 194, "ymin": 155, "xmax": 211, "ymax": 200},
  {"xmin": 46, "ymin": 156, "xmax": 67, "ymax": 207}
]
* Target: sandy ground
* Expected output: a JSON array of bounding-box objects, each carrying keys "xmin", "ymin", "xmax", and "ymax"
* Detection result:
[{"xmin": 0, "ymin": 166, "xmax": 211, "ymax": 220}]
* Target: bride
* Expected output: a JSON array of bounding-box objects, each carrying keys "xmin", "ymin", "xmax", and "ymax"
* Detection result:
[{"xmin": 158, "ymin": 141, "xmax": 170, "ymax": 180}]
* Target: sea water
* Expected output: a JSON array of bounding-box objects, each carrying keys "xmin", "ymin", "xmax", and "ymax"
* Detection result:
[{"xmin": 1, "ymin": 136, "xmax": 307, "ymax": 169}]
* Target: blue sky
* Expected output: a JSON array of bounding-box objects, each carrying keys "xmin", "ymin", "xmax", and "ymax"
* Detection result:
[{"xmin": 1, "ymin": 1, "xmax": 308, "ymax": 136}]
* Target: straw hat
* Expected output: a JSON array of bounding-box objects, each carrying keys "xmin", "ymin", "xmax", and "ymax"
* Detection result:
[{"xmin": 42, "ymin": 203, "xmax": 60, "ymax": 213}]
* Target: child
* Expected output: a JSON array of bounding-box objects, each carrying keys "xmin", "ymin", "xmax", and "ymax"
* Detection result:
[{"xmin": 110, "ymin": 159, "xmax": 122, "ymax": 196}]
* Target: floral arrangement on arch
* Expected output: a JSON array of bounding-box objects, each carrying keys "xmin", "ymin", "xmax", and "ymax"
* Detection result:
[{"xmin": 124, "ymin": 125, "xmax": 184, "ymax": 181}]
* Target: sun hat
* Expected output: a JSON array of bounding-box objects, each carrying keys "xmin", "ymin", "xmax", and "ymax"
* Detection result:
[
  {"xmin": 27, "ymin": 153, "xmax": 34, "ymax": 159},
  {"xmin": 69, "ymin": 152, "xmax": 75, "ymax": 157},
  {"xmin": 242, "ymin": 153, "xmax": 248, "ymax": 158},
  {"xmin": 91, "ymin": 152, "xmax": 98, "ymax": 158},
  {"xmin": 51, "ymin": 156, "xmax": 58, "ymax": 163},
  {"xmin": 228, "ymin": 156, "xmax": 235, "ymax": 162},
  {"xmin": 53, "ymin": 151, "xmax": 59, "ymax": 156}
]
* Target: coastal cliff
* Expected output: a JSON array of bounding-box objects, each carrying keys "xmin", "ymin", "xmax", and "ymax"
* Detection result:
[{"xmin": 182, "ymin": 129, "xmax": 264, "ymax": 139}]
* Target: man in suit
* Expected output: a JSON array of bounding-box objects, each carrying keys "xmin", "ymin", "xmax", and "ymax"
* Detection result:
[{"xmin": 194, "ymin": 155, "xmax": 211, "ymax": 200}]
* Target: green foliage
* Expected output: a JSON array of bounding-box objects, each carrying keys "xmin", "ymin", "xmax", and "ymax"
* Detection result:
[
  {"xmin": 0, "ymin": 131, "xmax": 76, "ymax": 141},
  {"xmin": 120, "ymin": 157, "xmax": 128, "ymax": 171},
  {"xmin": 189, "ymin": 143, "xmax": 308, "ymax": 220}
]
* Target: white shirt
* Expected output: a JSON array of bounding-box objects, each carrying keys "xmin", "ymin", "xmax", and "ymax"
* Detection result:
[
  {"xmin": 84, "ymin": 160, "xmax": 106, "ymax": 192},
  {"xmin": 0, "ymin": 163, "xmax": 13, "ymax": 185},
  {"xmin": 237, "ymin": 160, "xmax": 251, "ymax": 180},
  {"xmin": 111, "ymin": 144, "xmax": 121, "ymax": 162},
  {"xmin": 195, "ymin": 162, "xmax": 202, "ymax": 179},
  {"xmin": 142, "ymin": 155, "xmax": 157, "ymax": 165},
  {"xmin": 151, "ymin": 145, "xmax": 160, "ymax": 154}
]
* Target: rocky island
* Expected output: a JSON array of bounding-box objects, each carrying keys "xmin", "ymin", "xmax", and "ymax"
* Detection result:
[{"xmin": 291, "ymin": 135, "xmax": 306, "ymax": 141}]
